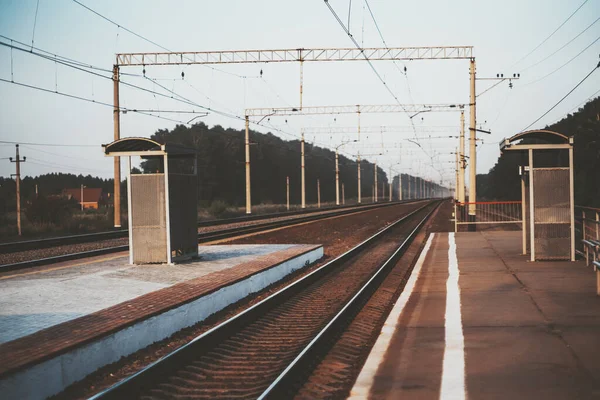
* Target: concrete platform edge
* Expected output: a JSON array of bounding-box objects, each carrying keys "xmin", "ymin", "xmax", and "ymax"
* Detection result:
[{"xmin": 0, "ymin": 245, "xmax": 323, "ymax": 400}]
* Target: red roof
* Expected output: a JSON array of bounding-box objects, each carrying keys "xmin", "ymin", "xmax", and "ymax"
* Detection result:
[{"xmin": 63, "ymin": 188, "xmax": 104, "ymax": 203}]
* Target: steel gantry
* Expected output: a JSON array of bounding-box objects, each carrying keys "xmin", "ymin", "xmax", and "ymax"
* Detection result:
[{"xmin": 111, "ymin": 46, "xmax": 475, "ymax": 221}]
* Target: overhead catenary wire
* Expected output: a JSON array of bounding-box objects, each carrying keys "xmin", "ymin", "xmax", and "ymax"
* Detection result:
[
  {"xmin": 520, "ymin": 17, "xmax": 600, "ymax": 73},
  {"xmin": 522, "ymin": 35, "xmax": 600, "ymax": 86},
  {"xmin": 0, "ymin": 78, "xmax": 191, "ymax": 125},
  {"xmin": 508, "ymin": 0, "xmax": 590, "ymax": 68},
  {"xmin": 521, "ymin": 61, "xmax": 599, "ymax": 131},
  {"xmin": 71, "ymin": 0, "xmax": 254, "ymax": 79}
]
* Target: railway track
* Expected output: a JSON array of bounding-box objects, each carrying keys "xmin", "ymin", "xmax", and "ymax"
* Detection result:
[
  {"xmin": 0, "ymin": 201, "xmax": 406, "ymax": 255},
  {"xmin": 89, "ymin": 200, "xmax": 439, "ymax": 400},
  {"xmin": 0, "ymin": 200, "xmax": 418, "ymax": 272}
]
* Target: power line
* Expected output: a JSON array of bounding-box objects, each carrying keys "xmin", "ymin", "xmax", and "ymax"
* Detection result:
[
  {"xmin": 520, "ymin": 17, "xmax": 599, "ymax": 73},
  {"xmin": 0, "ymin": 77, "xmax": 191, "ymax": 124},
  {"xmin": 509, "ymin": 0, "xmax": 590, "ymax": 68},
  {"xmin": 523, "ymin": 34, "xmax": 600, "ymax": 86},
  {"xmin": 71, "ymin": 0, "xmax": 253, "ymax": 79},
  {"xmin": 0, "ymin": 140, "xmax": 97, "ymax": 147},
  {"xmin": 521, "ymin": 61, "xmax": 599, "ymax": 131}
]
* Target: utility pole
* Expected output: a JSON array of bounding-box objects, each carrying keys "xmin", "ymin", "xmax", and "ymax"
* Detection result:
[
  {"xmin": 335, "ymin": 149, "xmax": 340, "ymax": 206},
  {"xmin": 317, "ymin": 179, "xmax": 321, "ymax": 208},
  {"xmin": 10, "ymin": 144, "xmax": 26, "ymax": 236},
  {"xmin": 374, "ymin": 161, "xmax": 378, "ymax": 202},
  {"xmin": 408, "ymin": 175, "xmax": 411, "ymax": 200},
  {"xmin": 80, "ymin": 184, "xmax": 85, "ymax": 211},
  {"xmin": 357, "ymin": 152, "xmax": 361, "ymax": 204},
  {"xmin": 342, "ymin": 183, "xmax": 345, "ymax": 205},
  {"xmin": 469, "ymin": 58, "xmax": 477, "ymax": 216},
  {"xmin": 389, "ymin": 167, "xmax": 392, "ymax": 202},
  {"xmin": 113, "ymin": 64, "xmax": 122, "ymax": 227},
  {"xmin": 301, "ymin": 129, "xmax": 306, "ymax": 209},
  {"xmin": 459, "ymin": 109, "xmax": 466, "ymax": 203},
  {"xmin": 286, "ymin": 176, "xmax": 290, "ymax": 211},
  {"xmin": 245, "ymin": 115, "xmax": 251, "ymax": 214},
  {"xmin": 455, "ymin": 150, "xmax": 460, "ymax": 201},
  {"xmin": 399, "ymin": 174, "xmax": 403, "ymax": 201}
]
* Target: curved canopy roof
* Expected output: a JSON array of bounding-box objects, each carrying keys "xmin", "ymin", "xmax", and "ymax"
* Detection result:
[
  {"xmin": 103, "ymin": 137, "xmax": 197, "ymax": 156},
  {"xmin": 500, "ymin": 130, "xmax": 572, "ymax": 151},
  {"xmin": 506, "ymin": 130, "xmax": 570, "ymax": 145}
]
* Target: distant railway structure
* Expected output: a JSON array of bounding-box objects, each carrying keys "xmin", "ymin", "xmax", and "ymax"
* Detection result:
[{"xmin": 110, "ymin": 46, "xmax": 475, "ymax": 221}]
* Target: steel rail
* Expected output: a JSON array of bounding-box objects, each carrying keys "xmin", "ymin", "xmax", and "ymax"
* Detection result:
[
  {"xmin": 0, "ymin": 200, "xmax": 409, "ymax": 254},
  {"xmin": 0, "ymin": 200, "xmax": 424, "ymax": 272},
  {"xmin": 88, "ymin": 200, "xmax": 438, "ymax": 399},
  {"xmin": 259, "ymin": 202, "xmax": 439, "ymax": 399}
]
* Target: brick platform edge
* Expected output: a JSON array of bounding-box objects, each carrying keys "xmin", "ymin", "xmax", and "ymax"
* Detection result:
[{"xmin": 0, "ymin": 244, "xmax": 323, "ymax": 400}]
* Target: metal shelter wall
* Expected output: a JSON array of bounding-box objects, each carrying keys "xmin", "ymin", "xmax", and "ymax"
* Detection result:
[
  {"xmin": 131, "ymin": 174, "xmax": 167, "ymax": 263},
  {"xmin": 168, "ymin": 173, "xmax": 198, "ymax": 258},
  {"xmin": 532, "ymin": 167, "xmax": 571, "ymax": 260}
]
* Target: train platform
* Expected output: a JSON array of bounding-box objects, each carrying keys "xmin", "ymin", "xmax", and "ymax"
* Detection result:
[
  {"xmin": 0, "ymin": 243, "xmax": 323, "ymax": 400},
  {"xmin": 350, "ymin": 231, "xmax": 600, "ymax": 399}
]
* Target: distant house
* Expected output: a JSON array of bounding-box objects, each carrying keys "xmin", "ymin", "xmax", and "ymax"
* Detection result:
[{"xmin": 63, "ymin": 188, "xmax": 107, "ymax": 209}]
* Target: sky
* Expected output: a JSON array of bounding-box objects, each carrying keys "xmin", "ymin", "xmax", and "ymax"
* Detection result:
[{"xmin": 0, "ymin": 0, "xmax": 599, "ymax": 190}]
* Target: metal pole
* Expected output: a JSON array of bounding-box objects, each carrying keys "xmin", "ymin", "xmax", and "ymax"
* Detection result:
[
  {"xmin": 113, "ymin": 64, "xmax": 122, "ymax": 228},
  {"xmin": 11, "ymin": 144, "xmax": 24, "ymax": 236},
  {"xmin": 456, "ymin": 151, "xmax": 460, "ymax": 201},
  {"xmin": 335, "ymin": 149, "xmax": 340, "ymax": 205},
  {"xmin": 389, "ymin": 167, "xmax": 392, "ymax": 202},
  {"xmin": 342, "ymin": 183, "xmax": 345, "ymax": 205},
  {"xmin": 529, "ymin": 149, "xmax": 535, "ymax": 261},
  {"xmin": 301, "ymin": 129, "xmax": 306, "ymax": 209},
  {"xmin": 245, "ymin": 115, "xmax": 251, "ymax": 214},
  {"xmin": 126, "ymin": 156, "xmax": 134, "ymax": 265},
  {"xmin": 286, "ymin": 176, "xmax": 290, "ymax": 211},
  {"xmin": 81, "ymin": 184, "xmax": 84, "ymax": 211},
  {"xmin": 299, "ymin": 60, "xmax": 304, "ymax": 110},
  {"xmin": 163, "ymin": 154, "xmax": 172, "ymax": 264},
  {"xmin": 357, "ymin": 153, "xmax": 361, "ymax": 204},
  {"xmin": 569, "ymin": 146, "xmax": 575, "ymax": 261},
  {"xmin": 521, "ymin": 170, "xmax": 527, "ymax": 255},
  {"xmin": 459, "ymin": 110, "xmax": 466, "ymax": 203},
  {"xmin": 317, "ymin": 179, "xmax": 321, "ymax": 208},
  {"xmin": 374, "ymin": 161, "xmax": 378, "ymax": 202},
  {"xmin": 399, "ymin": 174, "xmax": 403, "ymax": 201},
  {"xmin": 468, "ymin": 58, "xmax": 477, "ymax": 215},
  {"xmin": 408, "ymin": 175, "xmax": 411, "ymax": 200}
]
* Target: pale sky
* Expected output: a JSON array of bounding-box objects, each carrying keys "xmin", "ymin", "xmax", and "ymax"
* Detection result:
[{"xmin": 0, "ymin": 0, "xmax": 599, "ymax": 189}]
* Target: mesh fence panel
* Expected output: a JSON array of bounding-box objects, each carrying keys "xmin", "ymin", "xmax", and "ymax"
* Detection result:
[{"xmin": 533, "ymin": 168, "xmax": 570, "ymax": 260}]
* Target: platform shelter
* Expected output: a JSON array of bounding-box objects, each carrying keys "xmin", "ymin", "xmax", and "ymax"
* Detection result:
[
  {"xmin": 103, "ymin": 137, "xmax": 198, "ymax": 264},
  {"xmin": 500, "ymin": 130, "xmax": 575, "ymax": 261}
]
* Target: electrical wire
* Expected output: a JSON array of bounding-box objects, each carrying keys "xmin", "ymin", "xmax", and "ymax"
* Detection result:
[
  {"xmin": 509, "ymin": 0, "xmax": 590, "ymax": 68},
  {"xmin": 521, "ymin": 62, "xmax": 599, "ymax": 131},
  {"xmin": 520, "ymin": 17, "xmax": 599, "ymax": 73},
  {"xmin": 0, "ymin": 78, "xmax": 191, "ymax": 125},
  {"xmin": 71, "ymin": 0, "xmax": 253, "ymax": 79},
  {"xmin": 523, "ymin": 35, "xmax": 600, "ymax": 86}
]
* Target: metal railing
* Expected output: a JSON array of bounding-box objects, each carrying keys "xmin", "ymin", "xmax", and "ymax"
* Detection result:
[
  {"xmin": 575, "ymin": 206, "xmax": 600, "ymax": 257},
  {"xmin": 454, "ymin": 201, "xmax": 522, "ymax": 232}
]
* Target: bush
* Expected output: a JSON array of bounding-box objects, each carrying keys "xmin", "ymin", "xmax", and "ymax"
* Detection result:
[
  {"xmin": 208, "ymin": 200, "xmax": 229, "ymax": 217},
  {"xmin": 25, "ymin": 195, "xmax": 78, "ymax": 225}
]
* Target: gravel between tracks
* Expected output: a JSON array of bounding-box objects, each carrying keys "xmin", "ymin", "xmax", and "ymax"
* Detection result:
[{"xmin": 52, "ymin": 201, "xmax": 429, "ymax": 400}]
